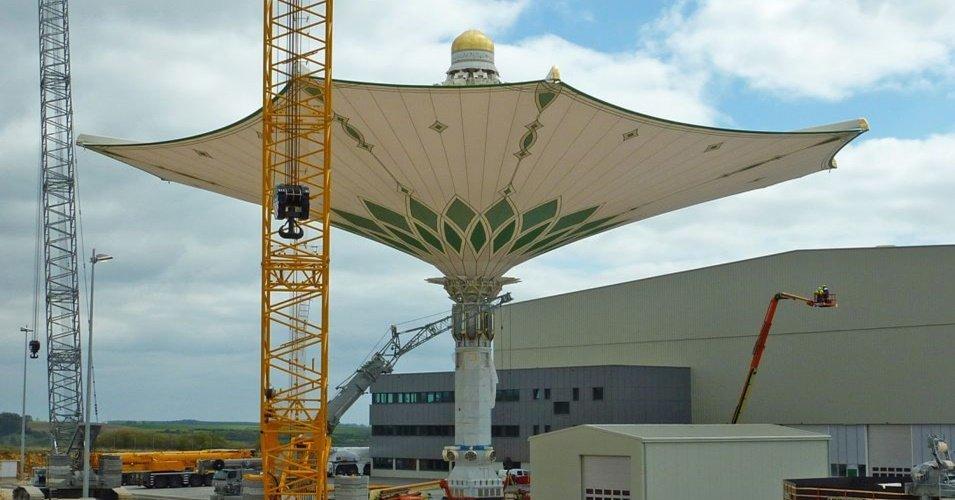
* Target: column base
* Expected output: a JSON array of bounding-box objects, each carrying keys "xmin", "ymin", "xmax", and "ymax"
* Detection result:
[{"xmin": 444, "ymin": 446, "xmax": 503, "ymax": 499}]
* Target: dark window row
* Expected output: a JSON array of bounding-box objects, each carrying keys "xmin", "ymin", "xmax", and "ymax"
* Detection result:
[
  {"xmin": 374, "ymin": 424, "xmax": 524, "ymax": 438},
  {"xmin": 395, "ymin": 458, "xmax": 417, "ymax": 470},
  {"xmin": 532, "ymin": 386, "xmax": 603, "ymax": 401},
  {"xmin": 830, "ymin": 463, "xmax": 867, "ymax": 477},
  {"xmin": 496, "ymin": 389, "xmax": 520, "ymax": 402},
  {"xmin": 872, "ymin": 466, "xmax": 910, "ymax": 473},
  {"xmin": 371, "ymin": 391, "xmax": 454, "ymax": 405},
  {"xmin": 585, "ymin": 486, "xmax": 631, "ymax": 500},
  {"xmin": 372, "ymin": 386, "xmax": 604, "ymax": 405},
  {"xmin": 372, "ymin": 457, "xmax": 449, "ymax": 472},
  {"xmin": 419, "ymin": 459, "xmax": 450, "ymax": 471},
  {"xmin": 531, "ymin": 424, "xmax": 552, "ymax": 435},
  {"xmin": 372, "ymin": 425, "xmax": 454, "ymax": 437},
  {"xmin": 491, "ymin": 425, "xmax": 520, "ymax": 438}
]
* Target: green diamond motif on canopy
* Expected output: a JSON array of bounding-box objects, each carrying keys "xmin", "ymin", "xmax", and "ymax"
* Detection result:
[
  {"xmin": 484, "ymin": 198, "xmax": 515, "ymax": 232},
  {"xmin": 470, "ymin": 221, "xmax": 488, "ymax": 253},
  {"xmin": 521, "ymin": 199, "xmax": 559, "ymax": 232},
  {"xmin": 446, "ymin": 198, "xmax": 476, "ymax": 232},
  {"xmin": 410, "ymin": 197, "xmax": 439, "ymax": 232}
]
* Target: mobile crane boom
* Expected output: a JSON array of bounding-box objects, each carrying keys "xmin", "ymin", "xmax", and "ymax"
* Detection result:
[
  {"xmin": 326, "ymin": 293, "xmax": 512, "ymax": 432},
  {"xmin": 38, "ymin": 0, "xmax": 86, "ymax": 466},
  {"xmin": 731, "ymin": 289, "xmax": 836, "ymax": 424}
]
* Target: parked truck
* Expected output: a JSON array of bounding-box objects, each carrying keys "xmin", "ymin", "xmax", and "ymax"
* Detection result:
[{"xmin": 90, "ymin": 449, "xmax": 256, "ymax": 488}]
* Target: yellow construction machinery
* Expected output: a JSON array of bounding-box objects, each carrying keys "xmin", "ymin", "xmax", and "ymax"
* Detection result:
[
  {"xmin": 261, "ymin": 1, "xmax": 334, "ymax": 499},
  {"xmin": 89, "ymin": 449, "xmax": 256, "ymax": 488}
]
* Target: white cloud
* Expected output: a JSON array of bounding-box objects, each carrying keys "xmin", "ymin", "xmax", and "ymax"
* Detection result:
[
  {"xmin": 512, "ymin": 133, "xmax": 955, "ymax": 298},
  {"xmin": 498, "ymin": 34, "xmax": 717, "ymax": 124},
  {"xmin": 659, "ymin": 0, "xmax": 955, "ymax": 100},
  {"xmin": 332, "ymin": 2, "xmax": 717, "ymax": 124},
  {"xmin": 333, "ymin": 0, "xmax": 527, "ymax": 84}
]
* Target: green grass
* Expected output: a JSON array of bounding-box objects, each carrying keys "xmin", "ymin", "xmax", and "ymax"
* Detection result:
[{"xmin": 0, "ymin": 418, "xmax": 369, "ymax": 451}]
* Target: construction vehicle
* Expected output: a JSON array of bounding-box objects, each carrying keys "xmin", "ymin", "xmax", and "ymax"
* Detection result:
[
  {"xmin": 327, "ymin": 293, "xmax": 512, "ymax": 433},
  {"xmin": 89, "ymin": 449, "xmax": 256, "ymax": 488},
  {"xmin": 209, "ymin": 468, "xmax": 255, "ymax": 500},
  {"xmin": 784, "ymin": 436, "xmax": 954, "ymax": 499},
  {"xmin": 906, "ymin": 435, "xmax": 955, "ymax": 498},
  {"xmin": 731, "ymin": 288, "xmax": 837, "ymax": 424},
  {"xmin": 326, "ymin": 447, "xmax": 370, "ymax": 477}
]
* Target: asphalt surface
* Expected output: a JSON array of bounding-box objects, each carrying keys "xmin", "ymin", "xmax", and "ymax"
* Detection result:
[
  {"xmin": 126, "ymin": 485, "xmax": 213, "ymax": 500},
  {"xmin": 123, "ymin": 476, "xmax": 445, "ymax": 500}
]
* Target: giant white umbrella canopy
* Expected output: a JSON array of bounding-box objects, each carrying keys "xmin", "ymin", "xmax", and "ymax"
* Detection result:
[{"xmin": 77, "ymin": 79, "xmax": 867, "ymax": 282}]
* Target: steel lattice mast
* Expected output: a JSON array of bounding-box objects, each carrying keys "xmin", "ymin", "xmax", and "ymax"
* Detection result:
[
  {"xmin": 38, "ymin": 0, "xmax": 85, "ymax": 464},
  {"xmin": 261, "ymin": 0, "xmax": 333, "ymax": 498}
]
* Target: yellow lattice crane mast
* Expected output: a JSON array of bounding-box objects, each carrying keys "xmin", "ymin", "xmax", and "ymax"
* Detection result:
[{"xmin": 261, "ymin": 1, "xmax": 333, "ymax": 499}]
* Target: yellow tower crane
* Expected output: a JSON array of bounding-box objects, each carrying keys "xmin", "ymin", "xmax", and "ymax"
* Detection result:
[{"xmin": 261, "ymin": 1, "xmax": 333, "ymax": 499}]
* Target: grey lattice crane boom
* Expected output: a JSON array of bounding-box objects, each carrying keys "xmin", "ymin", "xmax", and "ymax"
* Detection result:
[
  {"xmin": 326, "ymin": 293, "xmax": 512, "ymax": 432},
  {"xmin": 38, "ymin": 0, "xmax": 85, "ymax": 465}
]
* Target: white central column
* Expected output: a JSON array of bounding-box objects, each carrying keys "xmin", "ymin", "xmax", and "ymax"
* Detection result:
[
  {"xmin": 429, "ymin": 276, "xmax": 516, "ymax": 499},
  {"xmin": 443, "ymin": 335, "xmax": 500, "ymax": 498},
  {"xmin": 453, "ymin": 342, "xmax": 495, "ymax": 447}
]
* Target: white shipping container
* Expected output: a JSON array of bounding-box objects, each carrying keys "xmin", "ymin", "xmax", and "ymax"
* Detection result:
[{"xmin": 0, "ymin": 460, "xmax": 18, "ymax": 478}]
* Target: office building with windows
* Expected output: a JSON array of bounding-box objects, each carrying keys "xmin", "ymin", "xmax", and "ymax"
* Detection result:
[{"xmin": 369, "ymin": 365, "xmax": 690, "ymax": 478}]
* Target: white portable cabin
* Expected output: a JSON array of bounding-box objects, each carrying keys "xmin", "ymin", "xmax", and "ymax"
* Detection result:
[{"xmin": 529, "ymin": 424, "xmax": 829, "ymax": 500}]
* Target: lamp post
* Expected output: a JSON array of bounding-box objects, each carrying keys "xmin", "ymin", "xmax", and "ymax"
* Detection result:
[
  {"xmin": 82, "ymin": 250, "xmax": 112, "ymax": 499},
  {"xmin": 19, "ymin": 326, "xmax": 32, "ymax": 479}
]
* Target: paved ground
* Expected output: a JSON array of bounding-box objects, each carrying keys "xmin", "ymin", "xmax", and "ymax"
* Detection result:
[
  {"xmin": 123, "ymin": 477, "xmax": 445, "ymax": 500},
  {"xmin": 0, "ymin": 477, "xmax": 447, "ymax": 500},
  {"xmin": 125, "ymin": 485, "xmax": 213, "ymax": 500}
]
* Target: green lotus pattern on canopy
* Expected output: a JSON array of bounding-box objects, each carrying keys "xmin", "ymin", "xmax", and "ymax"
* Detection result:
[{"xmin": 333, "ymin": 193, "xmax": 620, "ymax": 261}]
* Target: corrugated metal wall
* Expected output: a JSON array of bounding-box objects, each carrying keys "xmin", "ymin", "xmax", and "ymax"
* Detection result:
[
  {"xmin": 911, "ymin": 424, "xmax": 955, "ymax": 464},
  {"xmin": 494, "ymin": 245, "xmax": 955, "ymax": 425}
]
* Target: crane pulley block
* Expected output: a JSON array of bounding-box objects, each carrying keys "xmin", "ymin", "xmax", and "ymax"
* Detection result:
[
  {"xmin": 29, "ymin": 339, "xmax": 41, "ymax": 359},
  {"xmin": 275, "ymin": 184, "xmax": 310, "ymax": 239},
  {"xmin": 275, "ymin": 184, "xmax": 310, "ymax": 220}
]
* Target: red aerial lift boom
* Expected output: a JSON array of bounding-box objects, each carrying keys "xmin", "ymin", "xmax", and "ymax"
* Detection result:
[{"xmin": 731, "ymin": 288, "xmax": 837, "ymax": 424}]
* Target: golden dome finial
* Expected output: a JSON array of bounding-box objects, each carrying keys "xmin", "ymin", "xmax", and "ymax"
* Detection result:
[{"xmin": 452, "ymin": 29, "xmax": 494, "ymax": 53}]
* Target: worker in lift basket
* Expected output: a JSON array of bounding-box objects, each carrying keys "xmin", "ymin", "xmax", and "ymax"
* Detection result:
[
  {"xmin": 813, "ymin": 286, "xmax": 825, "ymax": 304},
  {"xmin": 822, "ymin": 285, "xmax": 831, "ymax": 303}
]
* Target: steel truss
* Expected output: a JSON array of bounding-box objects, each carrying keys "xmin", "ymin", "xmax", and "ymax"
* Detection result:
[
  {"xmin": 261, "ymin": 1, "xmax": 333, "ymax": 499},
  {"xmin": 38, "ymin": 0, "xmax": 85, "ymax": 465}
]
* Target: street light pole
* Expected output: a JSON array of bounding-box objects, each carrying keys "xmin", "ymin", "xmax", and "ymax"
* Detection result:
[
  {"xmin": 19, "ymin": 326, "xmax": 32, "ymax": 479},
  {"xmin": 82, "ymin": 250, "xmax": 112, "ymax": 499}
]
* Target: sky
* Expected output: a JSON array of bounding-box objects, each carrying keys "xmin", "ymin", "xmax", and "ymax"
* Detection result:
[{"xmin": 0, "ymin": 0, "xmax": 953, "ymax": 426}]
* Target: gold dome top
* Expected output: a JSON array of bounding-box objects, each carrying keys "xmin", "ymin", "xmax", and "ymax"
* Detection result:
[{"xmin": 451, "ymin": 29, "xmax": 494, "ymax": 53}]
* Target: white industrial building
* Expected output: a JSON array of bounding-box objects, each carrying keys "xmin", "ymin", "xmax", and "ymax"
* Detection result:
[
  {"xmin": 495, "ymin": 244, "xmax": 955, "ymax": 477},
  {"xmin": 529, "ymin": 424, "xmax": 829, "ymax": 499}
]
